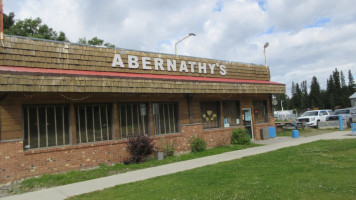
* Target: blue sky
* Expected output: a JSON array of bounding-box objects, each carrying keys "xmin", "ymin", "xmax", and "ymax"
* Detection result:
[{"xmin": 3, "ymin": 0, "xmax": 356, "ymax": 95}]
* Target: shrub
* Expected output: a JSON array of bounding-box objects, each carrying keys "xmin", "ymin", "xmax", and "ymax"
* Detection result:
[
  {"xmin": 189, "ymin": 136, "xmax": 207, "ymax": 152},
  {"xmin": 127, "ymin": 134, "xmax": 154, "ymax": 163},
  {"xmin": 155, "ymin": 138, "xmax": 175, "ymax": 157},
  {"xmin": 164, "ymin": 140, "xmax": 175, "ymax": 156},
  {"xmin": 231, "ymin": 128, "xmax": 251, "ymax": 145}
]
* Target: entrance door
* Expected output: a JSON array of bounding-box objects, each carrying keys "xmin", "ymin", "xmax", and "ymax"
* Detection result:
[{"xmin": 242, "ymin": 108, "xmax": 254, "ymax": 140}]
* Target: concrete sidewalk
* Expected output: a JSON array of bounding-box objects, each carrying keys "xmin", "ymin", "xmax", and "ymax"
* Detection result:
[{"xmin": 2, "ymin": 131, "xmax": 355, "ymax": 200}]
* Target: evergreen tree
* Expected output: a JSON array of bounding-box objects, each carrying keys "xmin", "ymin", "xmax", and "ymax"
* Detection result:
[
  {"xmin": 291, "ymin": 82, "xmax": 296, "ymax": 96},
  {"xmin": 292, "ymin": 83, "xmax": 303, "ymax": 110},
  {"xmin": 319, "ymin": 89, "xmax": 327, "ymax": 109},
  {"xmin": 326, "ymin": 76, "xmax": 336, "ymax": 109},
  {"xmin": 340, "ymin": 71, "xmax": 346, "ymax": 88},
  {"xmin": 340, "ymin": 71, "xmax": 349, "ymax": 107},
  {"xmin": 309, "ymin": 76, "xmax": 321, "ymax": 108},
  {"xmin": 332, "ymin": 68, "xmax": 343, "ymax": 106},
  {"xmin": 301, "ymin": 80, "xmax": 309, "ymax": 108},
  {"xmin": 333, "ymin": 68, "xmax": 341, "ymax": 89},
  {"xmin": 328, "ymin": 93, "xmax": 335, "ymax": 109},
  {"xmin": 275, "ymin": 94, "xmax": 290, "ymax": 111}
]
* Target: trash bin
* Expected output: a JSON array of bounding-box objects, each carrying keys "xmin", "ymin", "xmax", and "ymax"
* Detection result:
[
  {"xmin": 351, "ymin": 123, "xmax": 356, "ymax": 136},
  {"xmin": 292, "ymin": 130, "xmax": 299, "ymax": 138},
  {"xmin": 260, "ymin": 128, "xmax": 270, "ymax": 140},
  {"xmin": 269, "ymin": 127, "xmax": 276, "ymax": 138}
]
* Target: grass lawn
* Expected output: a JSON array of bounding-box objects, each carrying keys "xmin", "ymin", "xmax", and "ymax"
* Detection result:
[
  {"xmin": 14, "ymin": 143, "xmax": 259, "ymax": 194},
  {"xmin": 70, "ymin": 139, "xmax": 356, "ymax": 200},
  {"xmin": 276, "ymin": 127, "xmax": 345, "ymax": 137}
]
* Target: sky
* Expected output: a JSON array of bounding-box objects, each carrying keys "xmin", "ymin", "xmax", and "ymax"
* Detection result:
[{"xmin": 3, "ymin": 0, "xmax": 356, "ymax": 96}]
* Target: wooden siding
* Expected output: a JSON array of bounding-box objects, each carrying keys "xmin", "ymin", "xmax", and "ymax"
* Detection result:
[
  {"xmin": 0, "ymin": 36, "xmax": 271, "ymax": 81},
  {"xmin": 0, "ymin": 73, "xmax": 285, "ymax": 94}
]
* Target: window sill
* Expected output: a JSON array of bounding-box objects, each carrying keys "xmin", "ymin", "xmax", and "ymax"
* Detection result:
[
  {"xmin": 24, "ymin": 140, "xmax": 126, "ymax": 155},
  {"xmin": 255, "ymin": 122, "xmax": 271, "ymax": 126},
  {"xmin": 0, "ymin": 138, "xmax": 24, "ymax": 143}
]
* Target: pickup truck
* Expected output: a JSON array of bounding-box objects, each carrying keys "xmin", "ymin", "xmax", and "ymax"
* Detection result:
[
  {"xmin": 327, "ymin": 108, "xmax": 356, "ymax": 128},
  {"xmin": 297, "ymin": 110, "xmax": 332, "ymax": 128}
]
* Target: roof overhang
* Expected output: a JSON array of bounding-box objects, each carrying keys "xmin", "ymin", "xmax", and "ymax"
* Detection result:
[{"xmin": 0, "ymin": 66, "xmax": 285, "ymax": 94}]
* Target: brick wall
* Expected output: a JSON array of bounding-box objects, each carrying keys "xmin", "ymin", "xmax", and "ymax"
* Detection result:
[
  {"xmin": 0, "ymin": 93, "xmax": 277, "ymax": 183},
  {"xmin": 0, "ymin": 139, "xmax": 129, "ymax": 183},
  {"xmin": 0, "ymin": 123, "xmax": 241, "ymax": 184}
]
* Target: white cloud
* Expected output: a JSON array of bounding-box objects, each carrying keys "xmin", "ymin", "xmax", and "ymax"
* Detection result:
[{"xmin": 4, "ymin": 0, "xmax": 356, "ymax": 96}]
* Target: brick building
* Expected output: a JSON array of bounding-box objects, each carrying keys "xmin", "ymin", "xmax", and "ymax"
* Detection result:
[{"xmin": 0, "ymin": 35, "xmax": 285, "ymax": 183}]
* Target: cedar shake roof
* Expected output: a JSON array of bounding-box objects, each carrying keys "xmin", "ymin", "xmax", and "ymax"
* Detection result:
[{"xmin": 0, "ymin": 35, "xmax": 285, "ymax": 94}]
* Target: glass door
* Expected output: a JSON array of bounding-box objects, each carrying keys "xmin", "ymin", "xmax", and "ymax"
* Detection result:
[{"xmin": 242, "ymin": 108, "xmax": 254, "ymax": 140}]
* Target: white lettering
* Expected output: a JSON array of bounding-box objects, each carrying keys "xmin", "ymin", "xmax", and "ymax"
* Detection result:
[
  {"xmin": 179, "ymin": 61, "xmax": 188, "ymax": 72},
  {"xmin": 198, "ymin": 62, "xmax": 207, "ymax": 74},
  {"xmin": 167, "ymin": 59, "xmax": 177, "ymax": 71},
  {"xmin": 188, "ymin": 61, "xmax": 196, "ymax": 73},
  {"xmin": 112, "ymin": 54, "xmax": 124, "ymax": 68},
  {"xmin": 142, "ymin": 57, "xmax": 152, "ymax": 70},
  {"xmin": 112, "ymin": 53, "xmax": 228, "ymax": 76},
  {"xmin": 220, "ymin": 65, "xmax": 226, "ymax": 75},
  {"xmin": 154, "ymin": 58, "xmax": 165, "ymax": 71},
  {"xmin": 208, "ymin": 63, "xmax": 215, "ymax": 74},
  {"xmin": 128, "ymin": 55, "xmax": 139, "ymax": 69}
]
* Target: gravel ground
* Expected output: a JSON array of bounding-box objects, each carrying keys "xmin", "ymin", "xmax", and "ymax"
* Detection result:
[{"xmin": 0, "ymin": 181, "xmax": 21, "ymax": 198}]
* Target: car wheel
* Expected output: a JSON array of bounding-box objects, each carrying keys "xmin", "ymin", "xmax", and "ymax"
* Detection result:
[{"xmin": 316, "ymin": 120, "xmax": 320, "ymax": 129}]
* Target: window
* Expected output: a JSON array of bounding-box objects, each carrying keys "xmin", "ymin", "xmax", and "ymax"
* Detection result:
[
  {"xmin": 200, "ymin": 101, "xmax": 220, "ymax": 129},
  {"xmin": 319, "ymin": 111, "xmax": 328, "ymax": 116},
  {"xmin": 253, "ymin": 100, "xmax": 268, "ymax": 123},
  {"xmin": 222, "ymin": 101, "xmax": 240, "ymax": 127},
  {"xmin": 23, "ymin": 105, "xmax": 70, "ymax": 149},
  {"xmin": 153, "ymin": 103, "xmax": 179, "ymax": 135},
  {"xmin": 76, "ymin": 104, "xmax": 113, "ymax": 144},
  {"xmin": 118, "ymin": 103, "xmax": 149, "ymax": 138}
]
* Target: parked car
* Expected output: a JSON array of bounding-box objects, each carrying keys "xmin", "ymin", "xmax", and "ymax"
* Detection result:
[
  {"xmin": 297, "ymin": 110, "xmax": 332, "ymax": 128},
  {"xmin": 327, "ymin": 108, "xmax": 356, "ymax": 128}
]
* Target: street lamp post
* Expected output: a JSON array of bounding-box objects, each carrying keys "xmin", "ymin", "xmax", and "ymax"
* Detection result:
[
  {"xmin": 175, "ymin": 33, "xmax": 196, "ymax": 57},
  {"xmin": 264, "ymin": 42, "xmax": 269, "ymax": 67}
]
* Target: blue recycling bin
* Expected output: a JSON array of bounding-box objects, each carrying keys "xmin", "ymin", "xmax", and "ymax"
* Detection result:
[
  {"xmin": 269, "ymin": 127, "xmax": 276, "ymax": 138},
  {"xmin": 338, "ymin": 115, "xmax": 343, "ymax": 131},
  {"xmin": 351, "ymin": 123, "xmax": 356, "ymax": 136},
  {"xmin": 292, "ymin": 130, "xmax": 299, "ymax": 138}
]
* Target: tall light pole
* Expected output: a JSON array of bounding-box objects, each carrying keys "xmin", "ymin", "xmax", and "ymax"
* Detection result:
[
  {"xmin": 264, "ymin": 42, "xmax": 269, "ymax": 67},
  {"xmin": 175, "ymin": 33, "xmax": 196, "ymax": 57}
]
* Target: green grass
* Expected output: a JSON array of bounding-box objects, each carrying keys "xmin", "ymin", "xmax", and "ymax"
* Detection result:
[
  {"xmin": 277, "ymin": 127, "xmax": 343, "ymax": 137},
  {"xmin": 17, "ymin": 143, "xmax": 259, "ymax": 193},
  {"xmin": 70, "ymin": 139, "xmax": 356, "ymax": 200}
]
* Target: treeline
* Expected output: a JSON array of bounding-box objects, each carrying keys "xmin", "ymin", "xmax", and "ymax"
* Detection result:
[
  {"xmin": 3, "ymin": 12, "xmax": 114, "ymax": 47},
  {"xmin": 275, "ymin": 69, "xmax": 356, "ymax": 111}
]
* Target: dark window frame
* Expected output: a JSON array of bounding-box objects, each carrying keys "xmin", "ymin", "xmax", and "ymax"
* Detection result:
[
  {"xmin": 253, "ymin": 100, "xmax": 268, "ymax": 124},
  {"xmin": 152, "ymin": 102, "xmax": 179, "ymax": 135},
  {"xmin": 118, "ymin": 102, "xmax": 150, "ymax": 138},
  {"xmin": 222, "ymin": 100, "xmax": 241, "ymax": 127},
  {"xmin": 200, "ymin": 101, "xmax": 221, "ymax": 129},
  {"xmin": 75, "ymin": 103, "xmax": 114, "ymax": 144},
  {"xmin": 23, "ymin": 104, "xmax": 71, "ymax": 149}
]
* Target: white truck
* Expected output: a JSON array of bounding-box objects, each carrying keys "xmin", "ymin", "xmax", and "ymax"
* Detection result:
[
  {"xmin": 332, "ymin": 108, "xmax": 356, "ymax": 128},
  {"xmin": 297, "ymin": 110, "xmax": 332, "ymax": 128}
]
